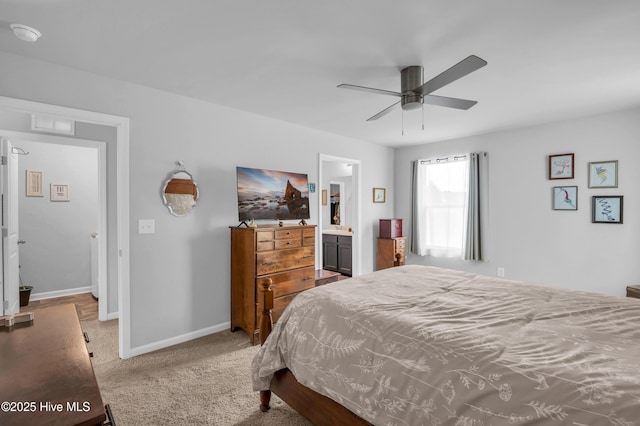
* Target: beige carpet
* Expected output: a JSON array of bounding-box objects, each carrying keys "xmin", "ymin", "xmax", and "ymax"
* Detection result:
[{"xmin": 82, "ymin": 319, "xmax": 311, "ymax": 426}]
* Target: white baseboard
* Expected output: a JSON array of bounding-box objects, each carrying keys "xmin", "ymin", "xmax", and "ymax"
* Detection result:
[
  {"xmin": 128, "ymin": 321, "xmax": 231, "ymax": 358},
  {"xmin": 30, "ymin": 286, "xmax": 93, "ymax": 301},
  {"xmin": 106, "ymin": 311, "xmax": 119, "ymax": 321}
]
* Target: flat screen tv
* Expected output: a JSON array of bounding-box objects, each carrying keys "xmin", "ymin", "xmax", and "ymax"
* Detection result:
[{"xmin": 236, "ymin": 166, "xmax": 310, "ymax": 222}]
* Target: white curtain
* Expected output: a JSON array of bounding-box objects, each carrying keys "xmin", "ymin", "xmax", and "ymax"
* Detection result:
[{"xmin": 412, "ymin": 153, "xmax": 487, "ymax": 260}]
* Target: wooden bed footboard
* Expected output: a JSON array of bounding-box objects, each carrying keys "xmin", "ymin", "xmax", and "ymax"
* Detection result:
[{"xmin": 258, "ymin": 278, "xmax": 372, "ymax": 425}]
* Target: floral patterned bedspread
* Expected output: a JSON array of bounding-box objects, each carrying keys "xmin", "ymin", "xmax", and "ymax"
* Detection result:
[{"xmin": 252, "ymin": 265, "xmax": 640, "ymax": 425}]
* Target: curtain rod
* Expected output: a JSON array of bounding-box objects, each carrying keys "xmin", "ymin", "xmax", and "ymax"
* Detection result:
[
  {"xmin": 419, "ymin": 152, "xmax": 487, "ymax": 165},
  {"xmin": 420, "ymin": 155, "xmax": 467, "ymax": 165}
]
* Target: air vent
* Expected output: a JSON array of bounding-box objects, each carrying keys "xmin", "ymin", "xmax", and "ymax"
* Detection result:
[{"xmin": 31, "ymin": 114, "xmax": 75, "ymax": 135}]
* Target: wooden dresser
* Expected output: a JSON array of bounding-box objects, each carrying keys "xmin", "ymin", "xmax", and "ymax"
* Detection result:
[
  {"xmin": 0, "ymin": 304, "xmax": 107, "ymax": 426},
  {"xmin": 231, "ymin": 224, "xmax": 316, "ymax": 344},
  {"xmin": 376, "ymin": 237, "xmax": 406, "ymax": 270},
  {"xmin": 627, "ymin": 285, "xmax": 640, "ymax": 299}
]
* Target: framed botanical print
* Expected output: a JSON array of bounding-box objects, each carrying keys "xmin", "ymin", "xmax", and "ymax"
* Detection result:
[
  {"xmin": 592, "ymin": 195, "xmax": 623, "ymax": 224},
  {"xmin": 588, "ymin": 160, "xmax": 618, "ymax": 188},
  {"xmin": 548, "ymin": 153, "xmax": 574, "ymax": 179},
  {"xmin": 552, "ymin": 186, "xmax": 577, "ymax": 210},
  {"xmin": 373, "ymin": 187, "xmax": 386, "ymax": 203},
  {"xmin": 26, "ymin": 170, "xmax": 44, "ymax": 196}
]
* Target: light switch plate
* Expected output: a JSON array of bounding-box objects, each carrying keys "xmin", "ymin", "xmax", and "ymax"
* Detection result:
[{"xmin": 138, "ymin": 219, "xmax": 155, "ymax": 234}]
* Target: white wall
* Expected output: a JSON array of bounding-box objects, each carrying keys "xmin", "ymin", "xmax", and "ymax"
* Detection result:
[
  {"xmin": 18, "ymin": 140, "xmax": 99, "ymax": 296},
  {"xmin": 395, "ymin": 107, "xmax": 640, "ymax": 296},
  {"xmin": 0, "ymin": 51, "xmax": 394, "ymax": 353}
]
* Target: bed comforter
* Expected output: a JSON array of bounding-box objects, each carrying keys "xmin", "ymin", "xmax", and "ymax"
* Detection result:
[{"xmin": 252, "ymin": 265, "xmax": 640, "ymax": 425}]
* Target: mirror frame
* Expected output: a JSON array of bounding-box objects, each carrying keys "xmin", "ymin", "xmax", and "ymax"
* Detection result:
[{"xmin": 162, "ymin": 170, "xmax": 199, "ymax": 216}]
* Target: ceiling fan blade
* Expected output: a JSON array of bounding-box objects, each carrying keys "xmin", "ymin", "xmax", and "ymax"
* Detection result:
[
  {"xmin": 337, "ymin": 84, "xmax": 401, "ymax": 98},
  {"xmin": 415, "ymin": 55, "xmax": 487, "ymax": 95},
  {"xmin": 366, "ymin": 101, "xmax": 401, "ymax": 121},
  {"xmin": 423, "ymin": 95, "xmax": 478, "ymax": 110}
]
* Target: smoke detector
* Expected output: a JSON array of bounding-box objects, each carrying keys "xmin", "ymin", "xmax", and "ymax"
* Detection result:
[{"xmin": 10, "ymin": 24, "xmax": 41, "ymax": 43}]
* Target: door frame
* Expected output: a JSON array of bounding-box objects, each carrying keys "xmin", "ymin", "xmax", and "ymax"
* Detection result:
[
  {"xmin": 0, "ymin": 96, "xmax": 131, "ymax": 359},
  {"xmin": 0, "ymin": 131, "xmax": 107, "ymax": 316},
  {"xmin": 318, "ymin": 153, "xmax": 361, "ymax": 277}
]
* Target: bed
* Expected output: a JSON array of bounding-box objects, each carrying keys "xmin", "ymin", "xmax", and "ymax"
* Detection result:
[{"xmin": 252, "ymin": 265, "xmax": 640, "ymax": 425}]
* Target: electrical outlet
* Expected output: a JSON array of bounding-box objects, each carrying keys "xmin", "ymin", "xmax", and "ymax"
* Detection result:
[
  {"xmin": 497, "ymin": 267, "xmax": 505, "ymax": 278},
  {"xmin": 138, "ymin": 219, "xmax": 155, "ymax": 234}
]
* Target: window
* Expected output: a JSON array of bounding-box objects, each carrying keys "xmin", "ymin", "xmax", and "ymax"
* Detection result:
[
  {"xmin": 415, "ymin": 156, "xmax": 469, "ymax": 257},
  {"xmin": 412, "ymin": 153, "xmax": 486, "ymax": 261}
]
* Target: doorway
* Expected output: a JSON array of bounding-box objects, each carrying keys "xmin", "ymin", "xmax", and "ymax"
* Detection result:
[
  {"xmin": 8, "ymin": 135, "xmax": 106, "ymax": 319},
  {"xmin": 318, "ymin": 153, "xmax": 361, "ymax": 277},
  {"xmin": 0, "ymin": 96, "xmax": 131, "ymax": 359}
]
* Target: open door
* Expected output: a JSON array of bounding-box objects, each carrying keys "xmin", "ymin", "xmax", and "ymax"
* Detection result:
[{"xmin": 1, "ymin": 138, "xmax": 19, "ymax": 315}]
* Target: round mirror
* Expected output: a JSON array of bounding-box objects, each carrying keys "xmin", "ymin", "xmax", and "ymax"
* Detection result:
[{"xmin": 162, "ymin": 170, "xmax": 199, "ymax": 216}]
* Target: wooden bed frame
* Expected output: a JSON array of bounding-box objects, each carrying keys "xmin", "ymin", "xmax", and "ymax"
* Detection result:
[{"xmin": 258, "ymin": 279, "xmax": 372, "ymax": 425}]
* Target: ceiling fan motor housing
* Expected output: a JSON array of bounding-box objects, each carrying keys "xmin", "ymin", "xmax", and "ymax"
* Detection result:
[{"xmin": 401, "ymin": 66, "xmax": 424, "ymax": 110}]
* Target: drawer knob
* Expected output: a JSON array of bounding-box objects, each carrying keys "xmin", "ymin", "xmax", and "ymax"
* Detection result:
[
  {"xmin": 302, "ymin": 255, "xmax": 313, "ymax": 259},
  {"xmin": 262, "ymin": 261, "xmax": 277, "ymax": 265},
  {"xmin": 303, "ymin": 277, "xmax": 312, "ymax": 281}
]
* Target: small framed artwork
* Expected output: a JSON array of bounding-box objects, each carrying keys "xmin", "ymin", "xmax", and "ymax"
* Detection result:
[
  {"xmin": 552, "ymin": 186, "xmax": 577, "ymax": 210},
  {"xmin": 548, "ymin": 153, "xmax": 574, "ymax": 179},
  {"xmin": 588, "ymin": 160, "xmax": 618, "ymax": 188},
  {"xmin": 592, "ymin": 195, "xmax": 623, "ymax": 224},
  {"xmin": 26, "ymin": 170, "xmax": 44, "ymax": 196},
  {"xmin": 50, "ymin": 184, "xmax": 70, "ymax": 202},
  {"xmin": 308, "ymin": 182, "xmax": 316, "ymax": 193},
  {"xmin": 373, "ymin": 187, "xmax": 386, "ymax": 203},
  {"xmin": 321, "ymin": 190, "xmax": 327, "ymax": 205}
]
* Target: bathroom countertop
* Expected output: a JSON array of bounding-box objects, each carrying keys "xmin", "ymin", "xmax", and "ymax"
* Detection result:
[{"xmin": 322, "ymin": 229, "xmax": 353, "ymax": 236}]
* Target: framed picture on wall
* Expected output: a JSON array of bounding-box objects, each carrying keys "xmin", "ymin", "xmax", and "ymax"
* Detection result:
[
  {"xmin": 552, "ymin": 186, "xmax": 577, "ymax": 210},
  {"xmin": 592, "ymin": 195, "xmax": 623, "ymax": 224},
  {"xmin": 588, "ymin": 160, "xmax": 618, "ymax": 188},
  {"xmin": 26, "ymin": 170, "xmax": 44, "ymax": 196},
  {"xmin": 321, "ymin": 190, "xmax": 327, "ymax": 205},
  {"xmin": 548, "ymin": 153, "xmax": 574, "ymax": 179},
  {"xmin": 373, "ymin": 187, "xmax": 386, "ymax": 203},
  {"xmin": 50, "ymin": 184, "xmax": 70, "ymax": 202}
]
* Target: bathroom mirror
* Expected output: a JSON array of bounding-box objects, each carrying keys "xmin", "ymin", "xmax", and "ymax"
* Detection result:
[{"xmin": 162, "ymin": 168, "xmax": 199, "ymax": 217}]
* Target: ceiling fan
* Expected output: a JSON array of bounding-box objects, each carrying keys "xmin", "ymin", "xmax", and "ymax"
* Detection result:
[{"xmin": 338, "ymin": 55, "xmax": 487, "ymax": 121}]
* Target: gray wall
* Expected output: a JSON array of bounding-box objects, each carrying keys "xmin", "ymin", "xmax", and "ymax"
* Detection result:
[
  {"xmin": 18, "ymin": 140, "xmax": 99, "ymax": 295},
  {"xmin": 395, "ymin": 107, "xmax": 640, "ymax": 296},
  {"xmin": 0, "ymin": 51, "xmax": 395, "ymax": 353}
]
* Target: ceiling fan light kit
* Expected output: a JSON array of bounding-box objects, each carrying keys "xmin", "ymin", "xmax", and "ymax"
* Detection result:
[
  {"xmin": 338, "ymin": 55, "xmax": 487, "ymax": 130},
  {"xmin": 10, "ymin": 24, "xmax": 42, "ymax": 43}
]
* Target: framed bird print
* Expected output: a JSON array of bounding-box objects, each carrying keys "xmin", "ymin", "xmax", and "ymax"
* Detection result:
[
  {"xmin": 548, "ymin": 153, "xmax": 574, "ymax": 179},
  {"xmin": 588, "ymin": 160, "xmax": 618, "ymax": 188},
  {"xmin": 553, "ymin": 186, "xmax": 577, "ymax": 210}
]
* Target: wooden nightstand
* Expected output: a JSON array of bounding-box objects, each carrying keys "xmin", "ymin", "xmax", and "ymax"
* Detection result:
[{"xmin": 626, "ymin": 285, "xmax": 640, "ymax": 299}]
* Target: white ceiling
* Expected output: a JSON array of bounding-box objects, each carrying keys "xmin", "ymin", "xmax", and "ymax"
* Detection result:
[{"xmin": 1, "ymin": 0, "xmax": 640, "ymax": 147}]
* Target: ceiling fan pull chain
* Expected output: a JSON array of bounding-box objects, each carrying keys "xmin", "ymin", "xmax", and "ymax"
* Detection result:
[
  {"xmin": 401, "ymin": 109, "xmax": 404, "ymax": 136},
  {"xmin": 422, "ymin": 104, "xmax": 425, "ymax": 131}
]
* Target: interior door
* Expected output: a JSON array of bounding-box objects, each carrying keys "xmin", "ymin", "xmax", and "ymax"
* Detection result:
[{"xmin": 1, "ymin": 138, "xmax": 19, "ymax": 315}]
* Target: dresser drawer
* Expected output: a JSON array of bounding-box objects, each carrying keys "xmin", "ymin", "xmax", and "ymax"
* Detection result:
[
  {"xmin": 256, "ymin": 267, "xmax": 315, "ymax": 324},
  {"xmin": 258, "ymin": 292, "xmax": 299, "ymax": 325},
  {"xmin": 303, "ymin": 228, "xmax": 315, "ymax": 246},
  {"xmin": 256, "ymin": 231, "xmax": 275, "ymax": 252},
  {"xmin": 258, "ymin": 266, "xmax": 315, "ymax": 299},
  {"xmin": 256, "ymin": 246, "xmax": 314, "ymax": 275},
  {"xmin": 275, "ymin": 229, "xmax": 302, "ymax": 240},
  {"xmin": 275, "ymin": 238, "xmax": 302, "ymax": 250}
]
